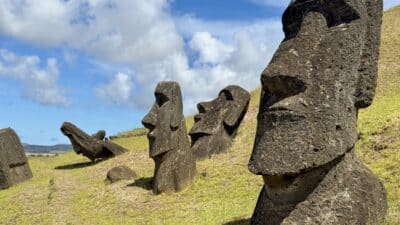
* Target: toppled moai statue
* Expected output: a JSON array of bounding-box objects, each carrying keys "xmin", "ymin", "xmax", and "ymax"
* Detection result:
[
  {"xmin": 248, "ymin": 0, "xmax": 387, "ymax": 224},
  {"xmin": 189, "ymin": 85, "xmax": 250, "ymax": 160},
  {"xmin": 142, "ymin": 81, "xmax": 196, "ymax": 194},
  {"xmin": 0, "ymin": 128, "xmax": 33, "ymax": 189},
  {"xmin": 60, "ymin": 122, "xmax": 127, "ymax": 161}
]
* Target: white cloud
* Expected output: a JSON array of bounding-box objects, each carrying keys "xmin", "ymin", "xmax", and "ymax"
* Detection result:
[
  {"xmin": 0, "ymin": 0, "xmax": 183, "ymax": 65},
  {"xmin": 96, "ymin": 72, "xmax": 133, "ymax": 106},
  {"xmin": 249, "ymin": 0, "xmax": 399, "ymax": 9},
  {"xmin": 189, "ymin": 32, "xmax": 234, "ymax": 64},
  {"xmin": 0, "ymin": 49, "xmax": 70, "ymax": 106},
  {"xmin": 129, "ymin": 26, "xmax": 280, "ymax": 114},
  {"xmin": 0, "ymin": 0, "xmax": 285, "ymax": 113}
]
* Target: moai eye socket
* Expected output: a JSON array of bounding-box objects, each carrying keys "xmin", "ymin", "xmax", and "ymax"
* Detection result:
[
  {"xmin": 282, "ymin": 0, "xmax": 360, "ymax": 40},
  {"xmin": 155, "ymin": 93, "xmax": 169, "ymax": 107},
  {"xmin": 220, "ymin": 90, "xmax": 234, "ymax": 101}
]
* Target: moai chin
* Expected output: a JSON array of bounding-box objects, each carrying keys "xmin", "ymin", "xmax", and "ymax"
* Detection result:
[
  {"xmin": 142, "ymin": 81, "xmax": 196, "ymax": 194},
  {"xmin": 0, "ymin": 128, "xmax": 33, "ymax": 189},
  {"xmin": 189, "ymin": 85, "xmax": 250, "ymax": 160},
  {"xmin": 61, "ymin": 122, "xmax": 127, "ymax": 161},
  {"xmin": 248, "ymin": 0, "xmax": 388, "ymax": 224}
]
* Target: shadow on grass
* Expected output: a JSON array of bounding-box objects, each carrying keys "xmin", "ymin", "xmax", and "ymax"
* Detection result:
[
  {"xmin": 222, "ymin": 218, "xmax": 251, "ymax": 225},
  {"xmin": 54, "ymin": 159, "xmax": 105, "ymax": 170},
  {"xmin": 127, "ymin": 177, "xmax": 153, "ymax": 190}
]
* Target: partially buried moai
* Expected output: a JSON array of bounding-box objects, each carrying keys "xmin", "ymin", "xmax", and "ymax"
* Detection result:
[
  {"xmin": 61, "ymin": 122, "xmax": 127, "ymax": 161},
  {"xmin": 0, "ymin": 128, "xmax": 33, "ymax": 189},
  {"xmin": 189, "ymin": 85, "xmax": 250, "ymax": 160},
  {"xmin": 142, "ymin": 81, "xmax": 196, "ymax": 194},
  {"xmin": 248, "ymin": 0, "xmax": 387, "ymax": 224}
]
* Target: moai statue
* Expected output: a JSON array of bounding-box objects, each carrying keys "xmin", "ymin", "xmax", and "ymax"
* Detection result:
[
  {"xmin": 61, "ymin": 122, "xmax": 127, "ymax": 161},
  {"xmin": 0, "ymin": 128, "xmax": 33, "ymax": 189},
  {"xmin": 189, "ymin": 85, "xmax": 250, "ymax": 160},
  {"xmin": 248, "ymin": 0, "xmax": 387, "ymax": 224},
  {"xmin": 142, "ymin": 81, "xmax": 196, "ymax": 194}
]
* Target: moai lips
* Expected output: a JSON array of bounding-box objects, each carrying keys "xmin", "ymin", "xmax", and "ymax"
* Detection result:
[
  {"xmin": 142, "ymin": 81, "xmax": 196, "ymax": 194},
  {"xmin": 189, "ymin": 85, "xmax": 250, "ymax": 160},
  {"xmin": 0, "ymin": 128, "xmax": 33, "ymax": 189},
  {"xmin": 248, "ymin": 0, "xmax": 388, "ymax": 224}
]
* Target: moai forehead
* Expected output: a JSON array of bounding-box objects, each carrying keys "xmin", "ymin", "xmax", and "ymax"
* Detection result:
[
  {"xmin": 142, "ymin": 81, "xmax": 185, "ymax": 158},
  {"xmin": 248, "ymin": 0, "xmax": 383, "ymax": 175},
  {"xmin": 190, "ymin": 85, "xmax": 250, "ymax": 135}
]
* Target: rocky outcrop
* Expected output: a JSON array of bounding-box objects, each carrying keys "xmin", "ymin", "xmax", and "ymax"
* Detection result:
[{"xmin": 0, "ymin": 128, "xmax": 33, "ymax": 189}]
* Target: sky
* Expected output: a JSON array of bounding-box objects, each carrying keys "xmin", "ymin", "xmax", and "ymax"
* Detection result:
[{"xmin": 0, "ymin": 0, "xmax": 399, "ymax": 145}]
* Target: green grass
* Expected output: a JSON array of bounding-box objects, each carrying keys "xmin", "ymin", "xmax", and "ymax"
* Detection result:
[{"xmin": 1, "ymin": 5, "xmax": 399, "ymax": 225}]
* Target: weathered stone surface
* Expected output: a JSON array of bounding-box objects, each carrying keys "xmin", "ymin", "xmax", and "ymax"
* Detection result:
[
  {"xmin": 61, "ymin": 122, "xmax": 127, "ymax": 161},
  {"xmin": 251, "ymin": 153, "xmax": 387, "ymax": 225},
  {"xmin": 106, "ymin": 166, "xmax": 137, "ymax": 183},
  {"xmin": 248, "ymin": 0, "xmax": 387, "ymax": 224},
  {"xmin": 0, "ymin": 128, "xmax": 33, "ymax": 189},
  {"xmin": 189, "ymin": 85, "xmax": 250, "ymax": 159},
  {"xmin": 142, "ymin": 81, "xmax": 196, "ymax": 194}
]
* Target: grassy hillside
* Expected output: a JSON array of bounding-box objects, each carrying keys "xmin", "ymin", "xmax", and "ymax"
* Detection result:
[{"xmin": 1, "ymin": 6, "xmax": 399, "ymax": 225}]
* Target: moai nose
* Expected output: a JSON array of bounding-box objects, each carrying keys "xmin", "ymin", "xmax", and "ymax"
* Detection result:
[
  {"xmin": 142, "ymin": 105, "xmax": 157, "ymax": 130},
  {"xmin": 197, "ymin": 101, "xmax": 211, "ymax": 113}
]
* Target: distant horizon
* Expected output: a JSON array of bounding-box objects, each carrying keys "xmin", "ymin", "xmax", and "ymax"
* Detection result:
[
  {"xmin": 1, "ymin": 0, "xmax": 398, "ymax": 145},
  {"xmin": 22, "ymin": 143, "xmax": 72, "ymax": 147}
]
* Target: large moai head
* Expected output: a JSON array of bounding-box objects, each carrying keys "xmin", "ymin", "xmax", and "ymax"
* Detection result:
[
  {"xmin": 248, "ymin": 0, "xmax": 383, "ymax": 176},
  {"xmin": 189, "ymin": 85, "xmax": 250, "ymax": 159},
  {"xmin": 142, "ymin": 81, "xmax": 196, "ymax": 194},
  {"xmin": 142, "ymin": 81, "xmax": 186, "ymax": 158},
  {"xmin": 0, "ymin": 128, "xmax": 32, "ymax": 189}
]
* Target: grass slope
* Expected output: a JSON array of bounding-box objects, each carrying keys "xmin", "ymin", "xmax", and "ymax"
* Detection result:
[{"xmin": 1, "ymin": 6, "xmax": 399, "ymax": 225}]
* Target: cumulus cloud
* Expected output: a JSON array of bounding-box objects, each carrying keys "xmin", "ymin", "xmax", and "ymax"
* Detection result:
[
  {"xmin": 96, "ymin": 72, "xmax": 133, "ymax": 106},
  {"xmin": 189, "ymin": 32, "xmax": 234, "ymax": 64},
  {"xmin": 0, "ymin": 0, "xmax": 183, "ymax": 65},
  {"xmin": 0, "ymin": 0, "xmax": 285, "ymax": 113},
  {"xmin": 249, "ymin": 0, "xmax": 398, "ymax": 9},
  {"xmin": 0, "ymin": 49, "xmax": 70, "ymax": 106},
  {"xmin": 128, "ymin": 27, "xmax": 280, "ymax": 113}
]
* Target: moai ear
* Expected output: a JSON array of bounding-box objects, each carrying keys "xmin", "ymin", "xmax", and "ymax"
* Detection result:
[
  {"xmin": 170, "ymin": 83, "xmax": 184, "ymax": 129},
  {"xmin": 223, "ymin": 86, "xmax": 251, "ymax": 127},
  {"xmin": 224, "ymin": 105, "xmax": 248, "ymax": 127},
  {"xmin": 354, "ymin": 0, "xmax": 383, "ymax": 109}
]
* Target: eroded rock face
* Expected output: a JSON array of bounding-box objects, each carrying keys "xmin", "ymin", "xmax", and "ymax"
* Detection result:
[
  {"xmin": 142, "ymin": 81, "xmax": 196, "ymax": 194},
  {"xmin": 248, "ymin": 0, "xmax": 387, "ymax": 224},
  {"xmin": 60, "ymin": 122, "xmax": 127, "ymax": 161},
  {"xmin": 189, "ymin": 85, "xmax": 250, "ymax": 160},
  {"xmin": 0, "ymin": 128, "xmax": 33, "ymax": 189}
]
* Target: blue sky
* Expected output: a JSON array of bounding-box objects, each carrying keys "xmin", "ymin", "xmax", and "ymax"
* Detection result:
[{"xmin": 0, "ymin": 0, "xmax": 398, "ymax": 145}]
